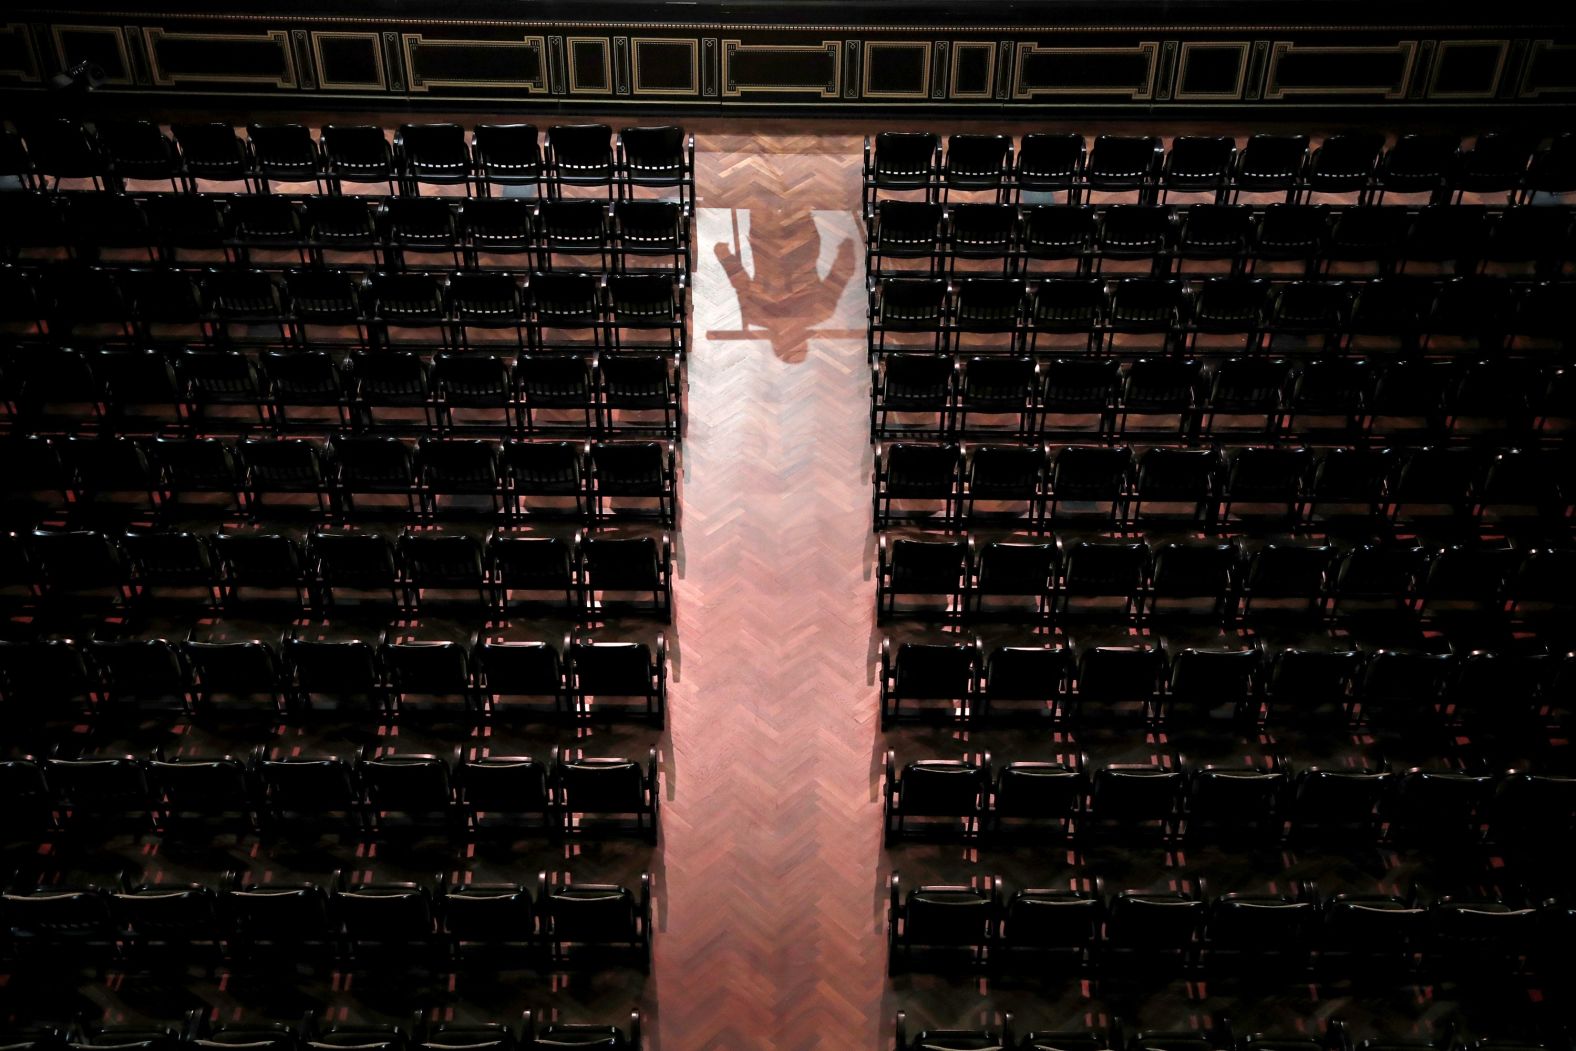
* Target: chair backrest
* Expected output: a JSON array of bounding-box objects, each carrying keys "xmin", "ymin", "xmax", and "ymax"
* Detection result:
[
  {"xmin": 892, "ymin": 641, "xmax": 978, "ymax": 697},
  {"xmin": 457, "ymin": 756, "xmax": 550, "ymax": 812},
  {"xmin": 398, "ymin": 532, "xmax": 485, "ymax": 585},
  {"xmin": 895, "ymin": 760, "xmax": 988, "ymax": 817},
  {"xmin": 984, "ymin": 645, "xmax": 1071, "ymax": 699},
  {"xmin": 383, "ymin": 641, "xmax": 472, "ymax": 693},
  {"xmin": 477, "ymin": 640, "xmax": 562, "ymax": 695},
  {"xmin": 872, "ymin": 132, "xmax": 939, "ymax": 181},
  {"xmin": 257, "ymin": 756, "xmax": 358, "ymax": 809},
  {"xmin": 439, "ymin": 881, "xmax": 536, "ymax": 941},
  {"xmin": 543, "ymin": 881, "xmax": 636, "ymax": 942},
  {"xmin": 286, "ymin": 637, "xmax": 383, "ymax": 692},
  {"xmin": 974, "ymin": 542, "xmax": 1056, "ymax": 595},
  {"xmin": 620, "ymin": 124, "xmax": 685, "ymax": 168},
  {"xmin": 360, "ymin": 754, "xmax": 454, "ymax": 811},
  {"xmin": 559, "ymin": 756, "xmax": 645, "ymax": 812},
  {"xmin": 1077, "ymin": 644, "xmax": 1164, "ymax": 701},
  {"xmin": 489, "ymin": 534, "xmax": 575, "ymax": 587},
  {"xmin": 572, "ymin": 641, "xmax": 654, "ymax": 694},
  {"xmin": 473, "ymin": 124, "xmax": 541, "ymax": 169}
]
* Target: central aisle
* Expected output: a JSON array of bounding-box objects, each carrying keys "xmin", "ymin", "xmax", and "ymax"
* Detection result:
[{"xmin": 652, "ymin": 126, "xmax": 890, "ymax": 1049}]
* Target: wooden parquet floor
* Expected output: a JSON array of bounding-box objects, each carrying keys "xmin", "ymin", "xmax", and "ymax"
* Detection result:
[{"xmin": 657, "ymin": 125, "xmax": 887, "ymax": 1050}]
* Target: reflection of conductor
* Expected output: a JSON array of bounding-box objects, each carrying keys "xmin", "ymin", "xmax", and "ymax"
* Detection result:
[{"xmin": 711, "ymin": 207, "xmax": 857, "ymax": 364}]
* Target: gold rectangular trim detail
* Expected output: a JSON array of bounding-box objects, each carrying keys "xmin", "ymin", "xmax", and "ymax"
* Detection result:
[
  {"xmin": 143, "ymin": 27, "xmax": 295, "ymax": 87},
  {"xmin": 309, "ymin": 30, "xmax": 385, "ymax": 91},
  {"xmin": 0, "ymin": 21, "xmax": 40, "ymax": 82},
  {"xmin": 721, "ymin": 39, "xmax": 840, "ymax": 97},
  {"xmin": 1263, "ymin": 40, "xmax": 1417, "ymax": 100},
  {"xmin": 52, "ymin": 24, "xmax": 133, "ymax": 85},
  {"xmin": 1426, "ymin": 39, "xmax": 1508, "ymax": 100},
  {"xmin": 948, "ymin": 40, "xmax": 996, "ymax": 99},
  {"xmin": 566, "ymin": 35, "xmax": 611, "ymax": 93},
  {"xmin": 401, "ymin": 33, "xmax": 548, "ymax": 92},
  {"xmin": 1011, "ymin": 41, "xmax": 1158, "ymax": 99},
  {"xmin": 1519, "ymin": 39, "xmax": 1576, "ymax": 98},
  {"xmin": 1172, "ymin": 40, "xmax": 1250, "ymax": 100},
  {"xmin": 861, "ymin": 40, "xmax": 930, "ymax": 99},
  {"xmin": 631, "ymin": 36, "xmax": 698, "ymax": 95}
]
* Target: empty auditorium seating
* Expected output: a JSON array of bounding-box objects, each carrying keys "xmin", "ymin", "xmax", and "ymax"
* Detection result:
[
  {"xmin": 868, "ymin": 275, "xmax": 1572, "ymax": 363},
  {"xmin": 865, "ymin": 131, "xmax": 1573, "ymax": 214},
  {"xmin": 0, "ymin": 745, "xmax": 663, "ymax": 842},
  {"xmin": 863, "ymin": 128, "xmax": 1574, "ymax": 1040}
]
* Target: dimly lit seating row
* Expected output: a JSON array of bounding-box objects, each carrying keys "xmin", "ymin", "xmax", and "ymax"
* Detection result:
[
  {"xmin": 0, "ymin": 193, "xmax": 691, "ymax": 273},
  {"xmin": 0, "ymin": 1011, "xmax": 644, "ymax": 1051},
  {"xmin": 862, "ymin": 130, "xmax": 1576, "ymax": 211},
  {"xmin": 876, "ymin": 533, "xmax": 1573, "ymax": 626},
  {"xmin": 0, "ymin": 267, "xmax": 689, "ymax": 356},
  {"xmin": 1, "ymin": 868, "xmax": 652, "ymax": 971},
  {"xmin": 851, "ymin": 121, "xmax": 1576, "ymax": 1040},
  {"xmin": 6, "ymin": 435, "xmax": 677, "ymax": 525},
  {"xmin": 866, "ymin": 275, "xmax": 1573, "ymax": 359},
  {"xmin": 893, "ymin": 1013, "xmax": 1558, "ymax": 1051},
  {"xmin": 1, "ymin": 746, "xmax": 658, "ymax": 838},
  {"xmin": 872, "ymin": 443, "xmax": 1574, "ymax": 534},
  {"xmin": 4, "ymin": 347, "xmax": 684, "ymax": 438},
  {"xmin": 0, "ymin": 632, "xmax": 665, "ymax": 727},
  {"xmin": 5, "ymin": 117, "xmax": 693, "ymax": 203},
  {"xmin": 887, "ymin": 873, "xmax": 1565, "ymax": 978},
  {"xmin": 877, "ymin": 636, "xmax": 1571, "ymax": 731},
  {"xmin": 866, "ymin": 201, "xmax": 1576, "ymax": 278},
  {"xmin": 890, "ymin": 1016, "xmax": 1217, "ymax": 1051},
  {"xmin": 871, "ymin": 354, "xmax": 1572, "ymax": 441},
  {"xmin": 0, "ymin": 528, "xmax": 675, "ymax": 621},
  {"xmin": 883, "ymin": 751, "xmax": 1574, "ymax": 844}
]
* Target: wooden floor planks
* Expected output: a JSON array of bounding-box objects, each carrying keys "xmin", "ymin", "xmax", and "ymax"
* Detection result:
[{"xmin": 658, "ymin": 126, "xmax": 886, "ymax": 1049}]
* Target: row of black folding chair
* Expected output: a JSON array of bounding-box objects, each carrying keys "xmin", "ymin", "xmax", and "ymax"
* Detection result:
[
  {"xmin": 0, "ymin": 266, "xmax": 689, "ymax": 356},
  {"xmin": 861, "ymin": 131, "xmax": 1576, "ymax": 212},
  {"xmin": 894, "ymin": 1012, "xmax": 1551, "ymax": 1051},
  {"xmin": 876, "ymin": 533, "xmax": 1574, "ymax": 628},
  {"xmin": 2, "ymin": 746, "xmax": 658, "ymax": 838},
  {"xmin": 887, "ymin": 872, "xmax": 1559, "ymax": 982},
  {"xmin": 870, "ymin": 353, "xmax": 1573, "ymax": 443},
  {"xmin": 0, "ymin": 1011, "xmax": 643, "ymax": 1051},
  {"xmin": 883, "ymin": 752, "xmax": 1575, "ymax": 849},
  {"xmin": 6, "ymin": 118, "xmax": 693, "ymax": 204},
  {"xmin": 5, "ymin": 435, "xmax": 678, "ymax": 526},
  {"xmin": 878, "ymin": 637, "xmax": 1574, "ymax": 734},
  {"xmin": 866, "ymin": 276, "xmax": 1573, "ymax": 361},
  {"xmin": 0, "ymin": 633, "xmax": 665, "ymax": 730},
  {"xmin": 871, "ymin": 442, "xmax": 1576, "ymax": 536},
  {"xmin": 0, "ymin": 632, "xmax": 666, "ymax": 730},
  {"xmin": 0, "ymin": 192, "xmax": 690, "ymax": 274},
  {"xmin": 865, "ymin": 201, "xmax": 1576, "ymax": 279},
  {"xmin": 1, "ymin": 868, "xmax": 652, "ymax": 973},
  {"xmin": 2, "ymin": 527, "xmax": 674, "ymax": 621},
  {"xmin": 2, "ymin": 347, "xmax": 684, "ymax": 440}
]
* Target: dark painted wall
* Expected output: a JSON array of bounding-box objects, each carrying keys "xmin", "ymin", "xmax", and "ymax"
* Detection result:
[{"xmin": 4, "ymin": 3, "xmax": 1575, "ymax": 116}]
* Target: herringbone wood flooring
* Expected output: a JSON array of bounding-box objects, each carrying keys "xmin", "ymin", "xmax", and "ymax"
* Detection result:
[{"xmin": 658, "ymin": 127, "xmax": 886, "ymax": 1049}]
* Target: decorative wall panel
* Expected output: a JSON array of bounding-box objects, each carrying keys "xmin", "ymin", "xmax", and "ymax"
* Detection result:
[
  {"xmin": 1011, "ymin": 41, "xmax": 1159, "ymax": 99},
  {"xmin": 144, "ymin": 28, "xmax": 295, "ymax": 88},
  {"xmin": 722, "ymin": 40, "xmax": 840, "ymax": 98},
  {"xmin": 402, "ymin": 33, "xmax": 547, "ymax": 93},
  {"xmin": 1263, "ymin": 40, "xmax": 1417, "ymax": 99},
  {"xmin": 1, "ymin": 6, "xmax": 1569, "ymax": 113}
]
